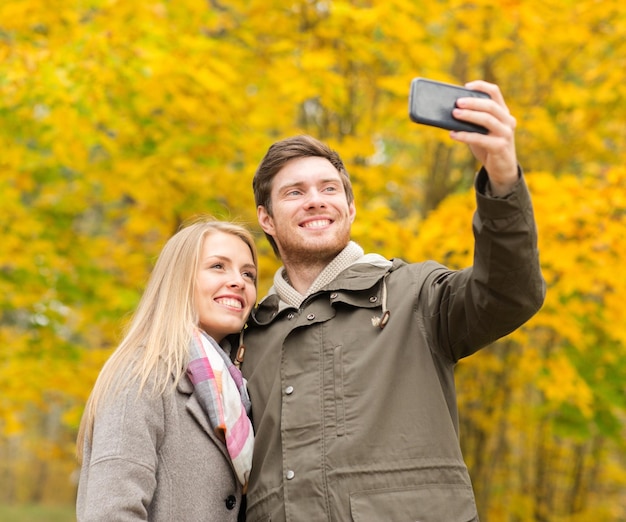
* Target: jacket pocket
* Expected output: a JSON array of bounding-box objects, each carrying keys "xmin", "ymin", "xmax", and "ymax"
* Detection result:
[{"xmin": 350, "ymin": 484, "xmax": 478, "ymax": 522}]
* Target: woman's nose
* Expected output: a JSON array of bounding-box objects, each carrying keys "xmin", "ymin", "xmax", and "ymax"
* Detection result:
[{"xmin": 228, "ymin": 272, "xmax": 246, "ymax": 288}]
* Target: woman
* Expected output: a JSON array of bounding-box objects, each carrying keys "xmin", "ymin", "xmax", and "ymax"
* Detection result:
[{"xmin": 76, "ymin": 218, "xmax": 257, "ymax": 521}]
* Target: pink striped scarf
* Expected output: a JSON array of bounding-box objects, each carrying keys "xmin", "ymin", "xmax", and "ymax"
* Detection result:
[{"xmin": 186, "ymin": 329, "xmax": 254, "ymax": 490}]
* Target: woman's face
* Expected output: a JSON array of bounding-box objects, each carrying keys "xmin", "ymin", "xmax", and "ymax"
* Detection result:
[{"xmin": 194, "ymin": 231, "xmax": 257, "ymax": 342}]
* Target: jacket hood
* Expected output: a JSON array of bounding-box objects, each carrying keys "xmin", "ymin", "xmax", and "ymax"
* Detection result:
[{"xmin": 250, "ymin": 255, "xmax": 405, "ymax": 326}]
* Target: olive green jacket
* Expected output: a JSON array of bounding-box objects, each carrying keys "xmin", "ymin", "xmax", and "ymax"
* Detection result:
[{"xmin": 241, "ymin": 170, "xmax": 545, "ymax": 522}]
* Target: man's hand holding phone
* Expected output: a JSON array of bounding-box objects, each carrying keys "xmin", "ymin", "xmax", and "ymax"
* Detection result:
[{"xmin": 409, "ymin": 78, "xmax": 518, "ymax": 196}]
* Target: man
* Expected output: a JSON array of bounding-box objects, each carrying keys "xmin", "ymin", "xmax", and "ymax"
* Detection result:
[{"xmin": 240, "ymin": 81, "xmax": 545, "ymax": 521}]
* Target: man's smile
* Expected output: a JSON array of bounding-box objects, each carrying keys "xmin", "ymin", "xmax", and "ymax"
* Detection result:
[{"xmin": 300, "ymin": 218, "xmax": 333, "ymax": 229}]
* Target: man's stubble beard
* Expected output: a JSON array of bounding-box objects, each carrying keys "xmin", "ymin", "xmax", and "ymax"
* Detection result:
[{"xmin": 278, "ymin": 230, "xmax": 350, "ymax": 269}]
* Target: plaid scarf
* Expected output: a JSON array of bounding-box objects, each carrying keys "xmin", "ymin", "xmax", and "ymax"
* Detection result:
[{"xmin": 186, "ymin": 329, "xmax": 254, "ymax": 490}]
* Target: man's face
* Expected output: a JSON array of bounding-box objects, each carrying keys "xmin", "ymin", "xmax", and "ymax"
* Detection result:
[{"xmin": 257, "ymin": 156, "xmax": 356, "ymax": 266}]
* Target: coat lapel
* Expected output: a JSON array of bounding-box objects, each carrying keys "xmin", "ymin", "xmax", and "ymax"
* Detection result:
[{"xmin": 177, "ymin": 374, "xmax": 232, "ymax": 464}]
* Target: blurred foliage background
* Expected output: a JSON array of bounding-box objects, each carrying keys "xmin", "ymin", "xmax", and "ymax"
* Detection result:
[{"xmin": 1, "ymin": 0, "xmax": 625, "ymax": 520}]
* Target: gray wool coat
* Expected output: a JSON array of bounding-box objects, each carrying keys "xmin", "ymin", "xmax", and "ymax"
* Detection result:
[{"xmin": 76, "ymin": 372, "xmax": 243, "ymax": 521}]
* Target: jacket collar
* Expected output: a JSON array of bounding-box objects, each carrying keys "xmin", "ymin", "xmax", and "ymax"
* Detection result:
[{"xmin": 251, "ymin": 257, "xmax": 404, "ymax": 326}]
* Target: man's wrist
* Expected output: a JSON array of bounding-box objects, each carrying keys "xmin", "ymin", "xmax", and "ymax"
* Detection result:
[{"xmin": 477, "ymin": 166, "xmax": 522, "ymax": 198}]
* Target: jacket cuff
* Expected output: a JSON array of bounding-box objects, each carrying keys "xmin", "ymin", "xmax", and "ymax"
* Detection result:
[{"xmin": 474, "ymin": 166, "xmax": 533, "ymax": 220}]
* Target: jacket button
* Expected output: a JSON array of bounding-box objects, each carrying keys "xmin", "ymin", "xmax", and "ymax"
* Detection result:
[
  {"xmin": 287, "ymin": 312, "xmax": 295, "ymax": 320},
  {"xmin": 330, "ymin": 292, "xmax": 338, "ymax": 299},
  {"xmin": 286, "ymin": 470, "xmax": 295, "ymax": 480},
  {"xmin": 225, "ymin": 495, "xmax": 236, "ymax": 510},
  {"xmin": 369, "ymin": 296, "xmax": 378, "ymax": 302},
  {"xmin": 307, "ymin": 313, "xmax": 315, "ymax": 320},
  {"xmin": 285, "ymin": 385, "xmax": 294, "ymax": 395}
]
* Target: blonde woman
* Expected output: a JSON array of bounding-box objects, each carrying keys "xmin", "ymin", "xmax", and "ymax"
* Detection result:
[{"xmin": 76, "ymin": 218, "xmax": 257, "ymax": 521}]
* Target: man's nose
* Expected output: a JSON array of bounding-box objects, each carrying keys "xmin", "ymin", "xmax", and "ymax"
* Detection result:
[{"xmin": 304, "ymin": 189, "xmax": 326, "ymax": 208}]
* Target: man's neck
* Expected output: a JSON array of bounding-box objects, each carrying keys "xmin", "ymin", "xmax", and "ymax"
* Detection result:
[
  {"xmin": 272, "ymin": 242, "xmax": 365, "ymax": 308},
  {"xmin": 283, "ymin": 260, "xmax": 329, "ymax": 295}
]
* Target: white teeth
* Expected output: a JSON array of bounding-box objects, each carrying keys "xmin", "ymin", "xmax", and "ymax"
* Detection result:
[
  {"xmin": 216, "ymin": 298, "xmax": 243, "ymax": 309},
  {"xmin": 303, "ymin": 219, "xmax": 331, "ymax": 228}
]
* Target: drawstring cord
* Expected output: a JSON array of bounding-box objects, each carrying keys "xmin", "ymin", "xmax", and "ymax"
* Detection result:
[
  {"xmin": 371, "ymin": 274, "xmax": 391, "ymax": 329},
  {"xmin": 234, "ymin": 330, "xmax": 246, "ymax": 369}
]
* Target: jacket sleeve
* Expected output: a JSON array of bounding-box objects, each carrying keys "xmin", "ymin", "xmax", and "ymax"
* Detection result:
[
  {"xmin": 76, "ymin": 380, "xmax": 164, "ymax": 522},
  {"xmin": 425, "ymin": 167, "xmax": 546, "ymax": 362}
]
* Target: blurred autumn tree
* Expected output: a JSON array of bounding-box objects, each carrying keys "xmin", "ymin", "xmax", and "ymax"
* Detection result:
[{"xmin": 1, "ymin": 0, "xmax": 625, "ymax": 519}]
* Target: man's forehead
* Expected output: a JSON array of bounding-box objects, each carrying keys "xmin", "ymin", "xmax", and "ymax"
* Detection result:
[{"xmin": 275, "ymin": 157, "xmax": 340, "ymax": 181}]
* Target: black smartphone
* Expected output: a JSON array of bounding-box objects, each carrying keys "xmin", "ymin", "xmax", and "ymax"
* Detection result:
[{"xmin": 408, "ymin": 77, "xmax": 491, "ymax": 134}]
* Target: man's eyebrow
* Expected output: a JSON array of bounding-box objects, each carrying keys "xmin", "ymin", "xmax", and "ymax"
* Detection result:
[
  {"xmin": 276, "ymin": 180, "xmax": 303, "ymax": 191},
  {"xmin": 276, "ymin": 178, "xmax": 341, "ymax": 191}
]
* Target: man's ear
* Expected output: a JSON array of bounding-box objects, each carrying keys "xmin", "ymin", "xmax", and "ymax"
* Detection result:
[
  {"xmin": 349, "ymin": 201, "xmax": 356, "ymax": 223},
  {"xmin": 257, "ymin": 205, "xmax": 275, "ymax": 235}
]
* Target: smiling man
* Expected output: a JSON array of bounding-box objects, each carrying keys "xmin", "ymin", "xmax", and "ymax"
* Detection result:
[
  {"xmin": 240, "ymin": 81, "xmax": 546, "ymax": 522},
  {"xmin": 257, "ymin": 155, "xmax": 356, "ymax": 293}
]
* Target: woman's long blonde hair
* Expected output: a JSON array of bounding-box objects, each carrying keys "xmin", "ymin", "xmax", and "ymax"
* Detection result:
[{"xmin": 76, "ymin": 217, "xmax": 257, "ymax": 461}]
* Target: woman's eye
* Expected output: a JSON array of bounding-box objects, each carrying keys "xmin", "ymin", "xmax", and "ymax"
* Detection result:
[
  {"xmin": 243, "ymin": 271, "xmax": 257, "ymax": 282},
  {"xmin": 210, "ymin": 263, "xmax": 224, "ymax": 270}
]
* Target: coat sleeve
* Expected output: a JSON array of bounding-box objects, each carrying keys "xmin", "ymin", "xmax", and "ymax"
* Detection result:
[
  {"xmin": 76, "ymin": 379, "xmax": 164, "ymax": 522},
  {"xmin": 424, "ymin": 167, "xmax": 546, "ymax": 362}
]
